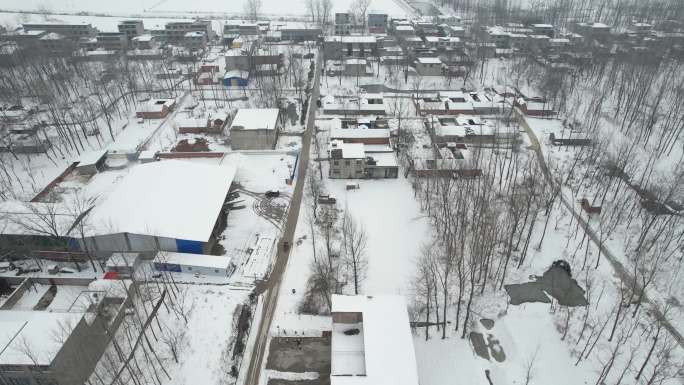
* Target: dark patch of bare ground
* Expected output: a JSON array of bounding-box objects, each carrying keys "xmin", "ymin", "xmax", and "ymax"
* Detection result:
[
  {"xmin": 266, "ymin": 337, "xmax": 331, "ymax": 373},
  {"xmin": 504, "ymin": 265, "xmax": 589, "ymax": 307}
]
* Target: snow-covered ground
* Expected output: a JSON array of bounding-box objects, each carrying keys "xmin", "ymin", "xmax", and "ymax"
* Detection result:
[{"xmin": 0, "ymin": 0, "xmax": 408, "ymax": 21}]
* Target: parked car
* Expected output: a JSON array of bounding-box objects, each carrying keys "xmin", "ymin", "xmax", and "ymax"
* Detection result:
[{"xmin": 265, "ymin": 190, "xmax": 280, "ymax": 198}]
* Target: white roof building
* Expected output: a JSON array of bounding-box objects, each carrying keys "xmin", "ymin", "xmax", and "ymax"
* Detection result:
[
  {"xmin": 230, "ymin": 108, "xmax": 280, "ymax": 131},
  {"xmin": 0, "ymin": 311, "xmax": 85, "ymax": 365},
  {"xmin": 329, "ymin": 129, "xmax": 390, "ymax": 140},
  {"xmin": 329, "ymin": 140, "xmax": 365, "ymax": 159},
  {"xmin": 330, "ymin": 295, "xmax": 419, "ymax": 385},
  {"xmin": 87, "ymin": 159, "xmax": 236, "ymax": 243}
]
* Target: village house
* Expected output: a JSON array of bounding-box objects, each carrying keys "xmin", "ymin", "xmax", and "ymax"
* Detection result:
[
  {"xmin": 531, "ymin": 23, "xmax": 555, "ymax": 37},
  {"xmin": 329, "ymin": 128, "xmax": 390, "ymax": 145},
  {"xmin": 95, "ymin": 32, "xmax": 128, "ymax": 51},
  {"xmin": 344, "ymin": 58, "xmax": 372, "ymax": 76},
  {"xmin": 280, "ymin": 26, "xmax": 322, "ymax": 41},
  {"xmin": 117, "ymin": 20, "xmax": 144, "ymax": 39},
  {"xmin": 414, "ymin": 57, "xmax": 444, "ymax": 76},
  {"xmin": 368, "ymin": 12, "xmax": 389, "ymax": 33},
  {"xmin": 229, "ymin": 108, "xmax": 280, "ymax": 150},
  {"xmin": 162, "ymin": 20, "xmax": 213, "ymax": 43},
  {"xmin": 22, "ymin": 22, "xmax": 97, "ymax": 41},
  {"xmin": 427, "ymin": 115, "xmax": 519, "ymax": 146},
  {"xmin": 324, "ymin": 35, "xmax": 379, "ymax": 58},
  {"xmin": 549, "ymin": 132, "xmax": 592, "ymax": 146},
  {"xmin": 136, "ymin": 98, "xmax": 176, "ymax": 119},
  {"xmin": 185, "ymin": 31, "xmax": 208, "ymax": 49},
  {"xmin": 322, "ymin": 93, "xmax": 387, "ymax": 115},
  {"xmin": 515, "ymin": 97, "xmax": 556, "ymax": 117},
  {"xmin": 175, "ymin": 110, "xmax": 229, "ymax": 134},
  {"xmin": 0, "ymin": 278, "xmax": 133, "ymax": 385}
]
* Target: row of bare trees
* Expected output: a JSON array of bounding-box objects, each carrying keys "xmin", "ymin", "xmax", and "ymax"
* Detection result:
[{"xmin": 300, "ymin": 159, "xmax": 369, "ymax": 314}]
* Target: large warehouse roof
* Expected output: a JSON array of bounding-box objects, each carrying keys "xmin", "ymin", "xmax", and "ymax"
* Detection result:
[
  {"xmin": 330, "ymin": 295, "xmax": 419, "ymax": 385},
  {"xmin": 0, "ymin": 310, "xmax": 85, "ymax": 365},
  {"xmin": 88, "ymin": 159, "xmax": 236, "ymax": 242}
]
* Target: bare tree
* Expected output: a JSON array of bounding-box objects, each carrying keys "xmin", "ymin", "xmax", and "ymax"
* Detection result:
[
  {"xmin": 243, "ymin": 0, "xmax": 263, "ymax": 22},
  {"xmin": 341, "ymin": 208, "xmax": 368, "ymax": 295},
  {"xmin": 522, "ymin": 345, "xmax": 540, "ymax": 385}
]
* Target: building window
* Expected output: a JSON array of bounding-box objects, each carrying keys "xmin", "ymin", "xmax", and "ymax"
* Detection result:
[
  {"xmin": 345, "ymin": 160, "xmax": 350, "ymax": 166},
  {"xmin": 214, "ymin": 269, "xmax": 219, "ymax": 273},
  {"xmin": 333, "ymin": 161, "xmax": 339, "ymax": 166},
  {"xmin": 187, "ymin": 267, "xmax": 192, "ymax": 270}
]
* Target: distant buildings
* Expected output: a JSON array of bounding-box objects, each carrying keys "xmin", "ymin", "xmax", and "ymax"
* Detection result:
[
  {"xmin": 22, "ymin": 22, "xmax": 96, "ymax": 40},
  {"xmin": 280, "ymin": 26, "xmax": 322, "ymax": 42},
  {"xmin": 117, "ymin": 20, "xmax": 144, "ymax": 39},
  {"xmin": 324, "ymin": 36, "xmax": 379, "ymax": 58},
  {"xmin": 368, "ymin": 12, "xmax": 389, "ymax": 33}
]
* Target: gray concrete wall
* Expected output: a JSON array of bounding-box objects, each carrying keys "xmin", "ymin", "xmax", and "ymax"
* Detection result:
[
  {"xmin": 330, "ymin": 158, "xmax": 365, "ymax": 178},
  {"xmin": 231, "ymin": 129, "xmax": 277, "ymax": 150}
]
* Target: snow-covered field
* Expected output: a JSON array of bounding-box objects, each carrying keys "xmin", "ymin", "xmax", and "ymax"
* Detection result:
[{"xmin": 0, "ymin": 0, "xmax": 408, "ymax": 20}]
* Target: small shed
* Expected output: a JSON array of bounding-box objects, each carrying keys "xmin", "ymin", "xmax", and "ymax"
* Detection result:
[
  {"xmin": 105, "ymin": 252, "xmax": 140, "ymax": 276},
  {"xmin": 138, "ymin": 150, "xmax": 157, "ymax": 163},
  {"xmin": 224, "ymin": 70, "xmax": 249, "ymax": 87},
  {"xmin": 75, "ymin": 149, "xmax": 108, "ymax": 174},
  {"xmin": 153, "ymin": 251, "xmax": 235, "ymax": 277},
  {"xmin": 136, "ymin": 98, "xmax": 176, "ymax": 119}
]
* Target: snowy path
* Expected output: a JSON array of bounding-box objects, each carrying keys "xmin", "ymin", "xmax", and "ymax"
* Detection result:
[
  {"xmin": 515, "ymin": 107, "xmax": 684, "ymax": 349},
  {"xmin": 243, "ymin": 53, "xmax": 322, "ymax": 385}
]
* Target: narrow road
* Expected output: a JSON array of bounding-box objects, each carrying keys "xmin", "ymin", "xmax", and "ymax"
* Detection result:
[
  {"xmin": 243, "ymin": 52, "xmax": 322, "ymax": 385},
  {"xmin": 515, "ymin": 108, "xmax": 684, "ymax": 349}
]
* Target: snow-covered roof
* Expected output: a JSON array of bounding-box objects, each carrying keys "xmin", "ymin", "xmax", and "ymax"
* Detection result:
[
  {"xmin": 137, "ymin": 98, "xmax": 175, "ymax": 113},
  {"xmin": 230, "ymin": 108, "xmax": 279, "ymax": 131},
  {"xmin": 330, "ymin": 140, "xmax": 365, "ymax": 159},
  {"xmin": 225, "ymin": 69, "xmax": 249, "ymax": 79},
  {"xmin": 184, "ymin": 31, "xmax": 206, "ymax": 38},
  {"xmin": 330, "ymin": 129, "xmax": 390, "ymax": 140},
  {"xmin": 75, "ymin": 149, "xmax": 108, "ymax": 167},
  {"xmin": 154, "ymin": 251, "xmax": 233, "ymax": 270},
  {"xmin": 331, "ymin": 295, "xmax": 418, "ymax": 385},
  {"xmin": 416, "ymin": 57, "xmax": 442, "ymax": 64},
  {"xmin": 87, "ymin": 160, "xmax": 236, "ymax": 242},
  {"xmin": 532, "ymin": 23, "xmax": 553, "ymax": 28},
  {"xmin": 325, "ymin": 36, "xmax": 377, "ymax": 43},
  {"xmin": 132, "ymin": 34, "xmax": 153, "ymax": 42},
  {"xmin": 40, "ymin": 32, "xmax": 65, "ymax": 40},
  {"xmin": 366, "ymin": 152, "xmax": 397, "ymax": 167},
  {"xmin": 345, "ymin": 58, "xmax": 367, "ymax": 65},
  {"xmin": 0, "ymin": 310, "xmax": 85, "ymax": 365}
]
